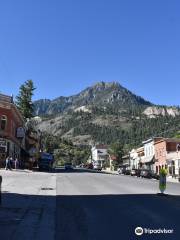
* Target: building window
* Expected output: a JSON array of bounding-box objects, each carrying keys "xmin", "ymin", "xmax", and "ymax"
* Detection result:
[{"xmin": 1, "ymin": 115, "xmax": 7, "ymax": 130}]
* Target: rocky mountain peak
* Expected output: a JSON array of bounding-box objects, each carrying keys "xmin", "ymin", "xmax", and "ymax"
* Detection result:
[
  {"xmin": 33, "ymin": 81, "xmax": 152, "ymax": 116},
  {"xmin": 92, "ymin": 81, "xmax": 120, "ymax": 90}
]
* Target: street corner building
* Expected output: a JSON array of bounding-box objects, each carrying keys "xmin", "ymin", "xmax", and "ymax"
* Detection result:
[{"xmin": 0, "ymin": 93, "xmax": 26, "ymax": 167}]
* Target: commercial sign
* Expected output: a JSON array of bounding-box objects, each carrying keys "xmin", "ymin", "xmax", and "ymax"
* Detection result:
[{"xmin": 16, "ymin": 127, "xmax": 25, "ymax": 138}]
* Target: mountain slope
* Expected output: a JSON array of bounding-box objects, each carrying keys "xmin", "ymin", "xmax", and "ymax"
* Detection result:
[
  {"xmin": 33, "ymin": 81, "xmax": 180, "ymax": 147},
  {"xmin": 34, "ymin": 82, "xmax": 152, "ymax": 116}
]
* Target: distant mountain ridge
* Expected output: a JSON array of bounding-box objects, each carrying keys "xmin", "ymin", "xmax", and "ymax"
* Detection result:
[
  {"xmin": 34, "ymin": 81, "xmax": 152, "ymax": 116},
  {"xmin": 33, "ymin": 81, "xmax": 180, "ymax": 146}
]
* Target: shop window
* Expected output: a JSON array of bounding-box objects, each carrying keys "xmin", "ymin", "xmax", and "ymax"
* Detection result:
[{"xmin": 1, "ymin": 115, "xmax": 7, "ymax": 130}]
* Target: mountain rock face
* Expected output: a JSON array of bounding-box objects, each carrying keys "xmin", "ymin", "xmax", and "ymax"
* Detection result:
[
  {"xmin": 143, "ymin": 106, "xmax": 180, "ymax": 118},
  {"xmin": 34, "ymin": 81, "xmax": 152, "ymax": 116},
  {"xmin": 33, "ymin": 81, "xmax": 180, "ymax": 146}
]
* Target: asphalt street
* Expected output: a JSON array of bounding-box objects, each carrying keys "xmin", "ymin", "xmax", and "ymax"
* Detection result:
[
  {"xmin": 56, "ymin": 169, "xmax": 180, "ymax": 240},
  {"xmin": 0, "ymin": 169, "xmax": 56, "ymax": 240},
  {"xmin": 1, "ymin": 169, "xmax": 180, "ymax": 240}
]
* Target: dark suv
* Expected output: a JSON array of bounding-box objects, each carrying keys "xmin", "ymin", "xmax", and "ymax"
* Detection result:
[
  {"xmin": 135, "ymin": 169, "xmax": 142, "ymax": 177},
  {"xmin": 124, "ymin": 169, "xmax": 131, "ymax": 175},
  {"xmin": 140, "ymin": 169, "xmax": 152, "ymax": 178},
  {"xmin": 151, "ymin": 171, "xmax": 160, "ymax": 180}
]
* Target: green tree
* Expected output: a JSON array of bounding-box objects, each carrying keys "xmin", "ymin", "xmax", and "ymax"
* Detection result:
[
  {"xmin": 16, "ymin": 80, "xmax": 36, "ymax": 119},
  {"xmin": 108, "ymin": 142, "xmax": 124, "ymax": 167}
]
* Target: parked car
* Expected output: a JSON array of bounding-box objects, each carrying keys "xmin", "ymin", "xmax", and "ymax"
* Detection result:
[
  {"xmin": 38, "ymin": 152, "xmax": 54, "ymax": 172},
  {"xmin": 117, "ymin": 167, "xmax": 123, "ymax": 174},
  {"xmin": 151, "ymin": 171, "xmax": 160, "ymax": 180},
  {"xmin": 93, "ymin": 161, "xmax": 102, "ymax": 171},
  {"xmin": 79, "ymin": 163, "xmax": 85, "ymax": 168},
  {"xmin": 86, "ymin": 163, "xmax": 93, "ymax": 169},
  {"xmin": 64, "ymin": 163, "xmax": 73, "ymax": 170},
  {"xmin": 117, "ymin": 167, "xmax": 126, "ymax": 174},
  {"xmin": 124, "ymin": 169, "xmax": 131, "ymax": 175},
  {"xmin": 135, "ymin": 169, "xmax": 142, "ymax": 177},
  {"xmin": 140, "ymin": 169, "xmax": 152, "ymax": 178},
  {"xmin": 130, "ymin": 169, "xmax": 137, "ymax": 176}
]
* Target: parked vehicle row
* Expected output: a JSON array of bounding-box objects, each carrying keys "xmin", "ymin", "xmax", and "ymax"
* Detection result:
[
  {"xmin": 77, "ymin": 162, "xmax": 102, "ymax": 171},
  {"xmin": 118, "ymin": 167, "xmax": 159, "ymax": 180}
]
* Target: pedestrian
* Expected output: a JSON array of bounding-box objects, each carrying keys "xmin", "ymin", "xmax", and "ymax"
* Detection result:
[
  {"xmin": 5, "ymin": 156, "xmax": 9, "ymax": 170},
  {"xmin": 15, "ymin": 157, "xmax": 19, "ymax": 170},
  {"xmin": 5, "ymin": 156, "xmax": 12, "ymax": 170},
  {"xmin": 9, "ymin": 157, "xmax": 13, "ymax": 170}
]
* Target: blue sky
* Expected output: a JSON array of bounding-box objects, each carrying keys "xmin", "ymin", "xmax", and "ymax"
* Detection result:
[{"xmin": 0, "ymin": 0, "xmax": 179, "ymax": 105}]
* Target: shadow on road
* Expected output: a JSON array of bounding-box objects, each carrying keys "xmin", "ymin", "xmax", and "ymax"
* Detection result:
[
  {"xmin": 0, "ymin": 191, "xmax": 55, "ymax": 240},
  {"xmin": 56, "ymin": 193, "xmax": 180, "ymax": 240},
  {"xmin": 1, "ymin": 192, "xmax": 180, "ymax": 240}
]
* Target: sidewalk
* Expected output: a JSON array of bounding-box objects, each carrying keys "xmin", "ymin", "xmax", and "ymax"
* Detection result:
[
  {"xmin": 167, "ymin": 176, "xmax": 179, "ymax": 183},
  {"xmin": 0, "ymin": 170, "xmax": 56, "ymax": 240},
  {"xmin": 102, "ymin": 169, "xmax": 118, "ymax": 175},
  {"xmin": 102, "ymin": 169, "xmax": 180, "ymax": 183}
]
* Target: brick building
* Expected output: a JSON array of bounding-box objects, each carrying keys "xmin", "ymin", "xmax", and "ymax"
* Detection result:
[
  {"xmin": 154, "ymin": 138, "xmax": 180, "ymax": 176},
  {"xmin": 0, "ymin": 93, "xmax": 25, "ymax": 166}
]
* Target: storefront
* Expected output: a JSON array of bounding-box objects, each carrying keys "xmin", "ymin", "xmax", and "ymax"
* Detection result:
[
  {"xmin": 0, "ymin": 138, "xmax": 7, "ymax": 167},
  {"xmin": 0, "ymin": 93, "xmax": 25, "ymax": 167}
]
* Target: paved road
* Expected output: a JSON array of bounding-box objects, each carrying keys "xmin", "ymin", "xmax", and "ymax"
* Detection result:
[
  {"xmin": 1, "ymin": 169, "xmax": 180, "ymax": 240},
  {"xmin": 56, "ymin": 169, "xmax": 180, "ymax": 240},
  {"xmin": 0, "ymin": 169, "xmax": 56, "ymax": 240}
]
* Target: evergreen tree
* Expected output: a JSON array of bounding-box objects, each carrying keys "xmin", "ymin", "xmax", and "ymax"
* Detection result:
[
  {"xmin": 16, "ymin": 80, "xmax": 36, "ymax": 119},
  {"xmin": 108, "ymin": 142, "xmax": 124, "ymax": 164}
]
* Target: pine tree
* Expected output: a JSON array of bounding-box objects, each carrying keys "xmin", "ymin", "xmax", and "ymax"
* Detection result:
[
  {"xmin": 108, "ymin": 142, "xmax": 124, "ymax": 162},
  {"xmin": 16, "ymin": 80, "xmax": 36, "ymax": 119}
]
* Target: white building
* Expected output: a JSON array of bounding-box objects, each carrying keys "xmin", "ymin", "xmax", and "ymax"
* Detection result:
[
  {"xmin": 129, "ymin": 149, "xmax": 138, "ymax": 169},
  {"xmin": 91, "ymin": 145, "xmax": 109, "ymax": 167},
  {"xmin": 141, "ymin": 137, "xmax": 163, "ymax": 171},
  {"xmin": 130, "ymin": 147, "xmax": 145, "ymax": 169},
  {"xmin": 166, "ymin": 151, "xmax": 180, "ymax": 178}
]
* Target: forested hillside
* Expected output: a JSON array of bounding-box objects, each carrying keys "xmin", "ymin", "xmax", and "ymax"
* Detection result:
[{"xmin": 33, "ymin": 82, "xmax": 180, "ymax": 149}]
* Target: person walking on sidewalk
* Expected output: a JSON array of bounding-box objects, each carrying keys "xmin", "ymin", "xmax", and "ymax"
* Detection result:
[
  {"xmin": 15, "ymin": 157, "xmax": 19, "ymax": 170},
  {"xmin": 5, "ymin": 156, "xmax": 9, "ymax": 170},
  {"xmin": 5, "ymin": 156, "xmax": 11, "ymax": 170},
  {"xmin": 9, "ymin": 157, "xmax": 13, "ymax": 170}
]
